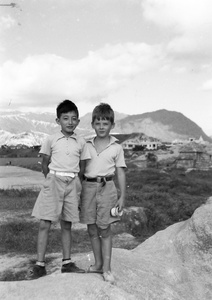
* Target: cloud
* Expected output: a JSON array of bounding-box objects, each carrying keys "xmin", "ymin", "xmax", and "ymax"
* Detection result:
[
  {"xmin": 201, "ymin": 79, "xmax": 212, "ymax": 91},
  {"xmin": 0, "ymin": 14, "xmax": 16, "ymax": 30},
  {"xmin": 142, "ymin": 0, "xmax": 212, "ymax": 60},
  {"xmin": 0, "ymin": 14, "xmax": 16, "ymax": 54},
  {"xmin": 0, "ymin": 42, "xmax": 164, "ymax": 109}
]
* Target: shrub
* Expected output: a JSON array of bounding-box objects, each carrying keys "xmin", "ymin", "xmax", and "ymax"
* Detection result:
[{"xmin": 124, "ymin": 168, "xmax": 212, "ymax": 236}]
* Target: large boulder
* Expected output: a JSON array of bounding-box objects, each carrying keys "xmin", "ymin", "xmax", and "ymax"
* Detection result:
[{"xmin": 2, "ymin": 197, "xmax": 212, "ymax": 300}]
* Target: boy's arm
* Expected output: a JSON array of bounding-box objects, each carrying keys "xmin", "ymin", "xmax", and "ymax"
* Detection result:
[
  {"xmin": 41, "ymin": 154, "xmax": 51, "ymax": 177},
  {"xmin": 116, "ymin": 167, "xmax": 126, "ymax": 211},
  {"xmin": 78, "ymin": 159, "xmax": 87, "ymax": 182}
]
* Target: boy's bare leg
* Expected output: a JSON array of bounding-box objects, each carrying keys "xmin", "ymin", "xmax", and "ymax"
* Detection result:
[
  {"xmin": 88, "ymin": 224, "xmax": 103, "ymax": 270},
  {"xmin": 60, "ymin": 220, "xmax": 85, "ymax": 273},
  {"xmin": 100, "ymin": 226, "xmax": 112, "ymax": 273},
  {"xmin": 60, "ymin": 220, "xmax": 72, "ymax": 259},
  {"xmin": 37, "ymin": 219, "xmax": 51, "ymax": 262}
]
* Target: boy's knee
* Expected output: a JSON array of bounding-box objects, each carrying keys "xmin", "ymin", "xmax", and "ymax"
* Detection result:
[
  {"xmin": 98, "ymin": 226, "xmax": 111, "ymax": 239},
  {"xmin": 39, "ymin": 220, "xmax": 51, "ymax": 231},
  {"xmin": 88, "ymin": 224, "xmax": 99, "ymax": 239}
]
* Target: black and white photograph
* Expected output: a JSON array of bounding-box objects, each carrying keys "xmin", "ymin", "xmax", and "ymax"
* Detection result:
[{"xmin": 1, "ymin": 1, "xmax": 212, "ymax": 299}]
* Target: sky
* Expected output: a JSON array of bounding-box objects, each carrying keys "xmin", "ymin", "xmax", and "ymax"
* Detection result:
[{"xmin": 0, "ymin": 0, "xmax": 212, "ymax": 135}]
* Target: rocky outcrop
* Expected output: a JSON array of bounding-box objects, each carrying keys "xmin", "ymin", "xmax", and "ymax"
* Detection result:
[{"xmin": 2, "ymin": 197, "xmax": 212, "ymax": 300}]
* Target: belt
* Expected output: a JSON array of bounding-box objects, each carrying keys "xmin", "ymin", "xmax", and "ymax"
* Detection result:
[
  {"xmin": 83, "ymin": 176, "xmax": 113, "ymax": 183},
  {"xmin": 49, "ymin": 170, "xmax": 77, "ymax": 178}
]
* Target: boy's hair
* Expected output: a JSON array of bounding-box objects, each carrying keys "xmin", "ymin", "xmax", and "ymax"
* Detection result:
[
  {"xmin": 56, "ymin": 100, "xmax": 79, "ymax": 118},
  {"xmin": 92, "ymin": 103, "xmax": 114, "ymax": 124}
]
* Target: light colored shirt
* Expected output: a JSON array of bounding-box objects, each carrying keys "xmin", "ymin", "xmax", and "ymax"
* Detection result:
[
  {"xmin": 84, "ymin": 135, "xmax": 126, "ymax": 178},
  {"xmin": 39, "ymin": 132, "xmax": 91, "ymax": 173}
]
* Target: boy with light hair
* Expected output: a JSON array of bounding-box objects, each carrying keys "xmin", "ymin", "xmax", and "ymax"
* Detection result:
[{"xmin": 80, "ymin": 103, "xmax": 126, "ymax": 284}]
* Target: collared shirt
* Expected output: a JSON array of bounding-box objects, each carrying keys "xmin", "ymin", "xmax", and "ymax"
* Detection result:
[
  {"xmin": 84, "ymin": 135, "xmax": 126, "ymax": 178},
  {"xmin": 39, "ymin": 132, "xmax": 91, "ymax": 173}
]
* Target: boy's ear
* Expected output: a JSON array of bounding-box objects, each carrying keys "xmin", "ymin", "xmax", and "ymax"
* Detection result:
[
  {"xmin": 112, "ymin": 123, "xmax": 115, "ymax": 129},
  {"xmin": 56, "ymin": 118, "xmax": 60, "ymax": 125}
]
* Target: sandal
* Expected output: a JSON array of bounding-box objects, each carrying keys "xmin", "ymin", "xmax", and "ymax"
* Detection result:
[{"xmin": 87, "ymin": 265, "xmax": 103, "ymax": 274}]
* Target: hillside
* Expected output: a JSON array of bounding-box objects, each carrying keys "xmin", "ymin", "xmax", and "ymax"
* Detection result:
[
  {"xmin": 0, "ymin": 109, "xmax": 211, "ymax": 146},
  {"xmin": 115, "ymin": 109, "xmax": 212, "ymax": 142}
]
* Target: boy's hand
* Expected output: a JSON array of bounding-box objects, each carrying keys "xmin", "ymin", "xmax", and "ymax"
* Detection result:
[{"xmin": 116, "ymin": 197, "xmax": 125, "ymax": 211}]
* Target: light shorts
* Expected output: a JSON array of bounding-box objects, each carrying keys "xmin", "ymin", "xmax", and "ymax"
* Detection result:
[
  {"xmin": 80, "ymin": 180, "xmax": 119, "ymax": 229},
  {"xmin": 32, "ymin": 173, "xmax": 82, "ymax": 223}
]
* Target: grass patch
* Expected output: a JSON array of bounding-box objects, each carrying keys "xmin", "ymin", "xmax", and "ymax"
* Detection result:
[
  {"xmin": 0, "ymin": 220, "xmax": 91, "ymax": 255},
  {"xmin": 0, "ymin": 189, "xmax": 38, "ymax": 210},
  {"xmin": 1, "ymin": 167, "xmax": 212, "ymax": 281},
  {"xmin": 123, "ymin": 168, "xmax": 212, "ymax": 233}
]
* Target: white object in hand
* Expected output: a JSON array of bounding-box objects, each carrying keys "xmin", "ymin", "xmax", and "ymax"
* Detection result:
[{"xmin": 110, "ymin": 207, "xmax": 123, "ymax": 217}]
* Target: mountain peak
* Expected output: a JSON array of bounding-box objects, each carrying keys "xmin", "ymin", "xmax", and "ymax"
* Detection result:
[
  {"xmin": 115, "ymin": 109, "xmax": 212, "ymax": 143},
  {"xmin": 0, "ymin": 109, "xmax": 211, "ymax": 146}
]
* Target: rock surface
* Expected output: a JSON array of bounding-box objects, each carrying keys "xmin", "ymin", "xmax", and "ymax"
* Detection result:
[{"xmin": 2, "ymin": 197, "xmax": 212, "ymax": 300}]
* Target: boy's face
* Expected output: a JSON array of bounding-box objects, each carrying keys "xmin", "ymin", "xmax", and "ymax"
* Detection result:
[
  {"xmin": 56, "ymin": 111, "xmax": 79, "ymax": 136},
  {"xmin": 92, "ymin": 117, "xmax": 115, "ymax": 138}
]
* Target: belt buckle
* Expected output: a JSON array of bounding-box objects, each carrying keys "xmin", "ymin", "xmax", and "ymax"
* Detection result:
[{"xmin": 97, "ymin": 177, "xmax": 102, "ymax": 183}]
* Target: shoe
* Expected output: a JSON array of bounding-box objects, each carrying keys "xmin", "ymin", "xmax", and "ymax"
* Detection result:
[
  {"xmin": 87, "ymin": 265, "xmax": 103, "ymax": 274},
  {"xmin": 103, "ymin": 271, "xmax": 115, "ymax": 284},
  {"xmin": 61, "ymin": 262, "xmax": 85, "ymax": 273},
  {"xmin": 27, "ymin": 264, "xmax": 46, "ymax": 280}
]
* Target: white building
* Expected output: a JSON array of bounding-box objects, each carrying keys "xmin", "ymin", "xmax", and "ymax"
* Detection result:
[
  {"xmin": 122, "ymin": 140, "xmax": 137, "ymax": 150},
  {"xmin": 122, "ymin": 139, "xmax": 161, "ymax": 150}
]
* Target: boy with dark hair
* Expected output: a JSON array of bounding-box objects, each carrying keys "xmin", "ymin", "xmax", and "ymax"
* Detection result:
[
  {"xmin": 80, "ymin": 103, "xmax": 126, "ymax": 284},
  {"xmin": 28, "ymin": 99, "xmax": 90, "ymax": 279}
]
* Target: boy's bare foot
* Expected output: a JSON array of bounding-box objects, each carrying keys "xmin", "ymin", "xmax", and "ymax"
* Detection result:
[
  {"xmin": 103, "ymin": 271, "xmax": 116, "ymax": 284},
  {"xmin": 87, "ymin": 265, "xmax": 103, "ymax": 273}
]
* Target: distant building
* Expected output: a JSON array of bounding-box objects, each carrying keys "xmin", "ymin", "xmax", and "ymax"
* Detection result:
[
  {"xmin": 122, "ymin": 139, "xmax": 161, "ymax": 150},
  {"xmin": 122, "ymin": 140, "xmax": 137, "ymax": 150},
  {"xmin": 145, "ymin": 142, "xmax": 160, "ymax": 150}
]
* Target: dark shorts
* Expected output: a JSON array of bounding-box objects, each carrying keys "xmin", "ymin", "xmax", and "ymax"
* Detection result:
[
  {"xmin": 32, "ymin": 173, "xmax": 81, "ymax": 223},
  {"xmin": 80, "ymin": 180, "xmax": 119, "ymax": 229}
]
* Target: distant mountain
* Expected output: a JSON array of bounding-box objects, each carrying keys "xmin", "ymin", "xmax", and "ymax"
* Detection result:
[
  {"xmin": 0, "ymin": 109, "xmax": 211, "ymax": 146},
  {"xmin": 0, "ymin": 130, "xmax": 48, "ymax": 147},
  {"xmin": 0, "ymin": 112, "xmax": 58, "ymax": 134},
  {"xmin": 115, "ymin": 109, "xmax": 212, "ymax": 143},
  {"xmin": 0, "ymin": 111, "xmax": 128, "ymax": 136},
  {"xmin": 0, "ymin": 111, "xmax": 128, "ymax": 146}
]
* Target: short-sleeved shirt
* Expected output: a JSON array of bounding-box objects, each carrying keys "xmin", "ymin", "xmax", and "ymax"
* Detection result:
[
  {"xmin": 84, "ymin": 135, "xmax": 126, "ymax": 178},
  {"xmin": 39, "ymin": 132, "xmax": 91, "ymax": 173}
]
